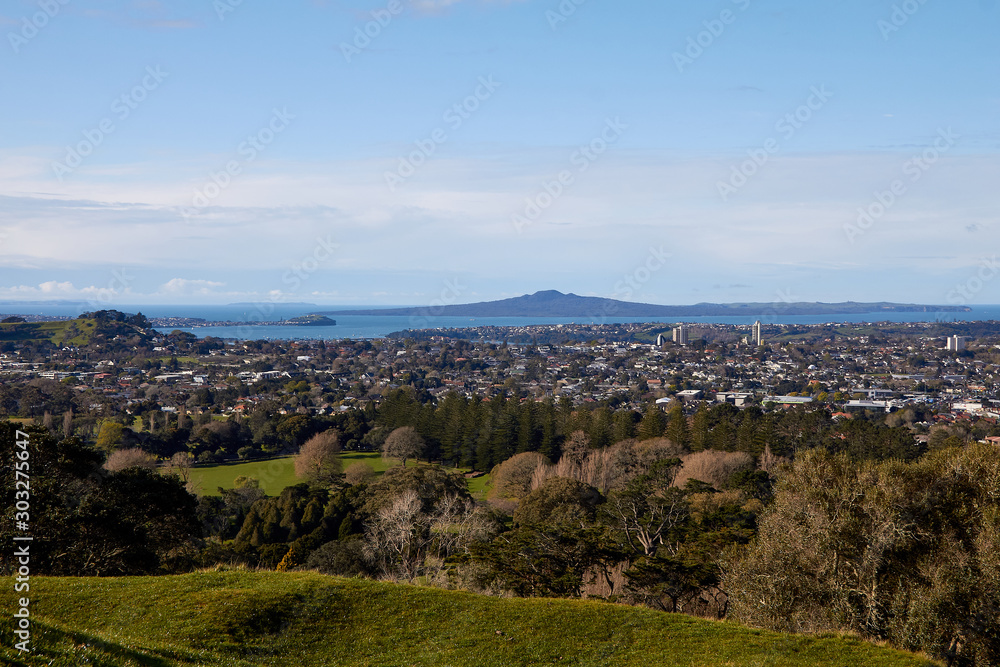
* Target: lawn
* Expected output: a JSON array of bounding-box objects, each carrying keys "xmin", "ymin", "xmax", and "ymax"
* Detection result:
[
  {"xmin": 0, "ymin": 571, "xmax": 940, "ymax": 667},
  {"xmin": 189, "ymin": 452, "xmax": 490, "ymax": 497}
]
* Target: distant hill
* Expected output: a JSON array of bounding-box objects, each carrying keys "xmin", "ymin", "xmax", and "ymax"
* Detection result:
[
  {"xmin": 0, "ymin": 310, "xmax": 153, "ymax": 346},
  {"xmin": 0, "ymin": 571, "xmax": 937, "ymax": 666},
  {"xmin": 317, "ymin": 290, "xmax": 970, "ymax": 318}
]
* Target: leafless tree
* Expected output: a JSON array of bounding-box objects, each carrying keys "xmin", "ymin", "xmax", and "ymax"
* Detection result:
[
  {"xmin": 344, "ymin": 461, "xmax": 376, "ymax": 486},
  {"xmin": 167, "ymin": 451, "xmax": 195, "ymax": 483},
  {"xmin": 381, "ymin": 426, "xmax": 424, "ymax": 467},
  {"xmin": 294, "ymin": 429, "xmax": 342, "ymax": 486},
  {"xmin": 104, "ymin": 447, "xmax": 158, "ymax": 472}
]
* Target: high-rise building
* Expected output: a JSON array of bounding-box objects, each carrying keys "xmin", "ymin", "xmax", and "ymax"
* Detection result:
[
  {"xmin": 672, "ymin": 325, "xmax": 689, "ymax": 345},
  {"xmin": 752, "ymin": 320, "xmax": 763, "ymax": 346},
  {"xmin": 947, "ymin": 335, "xmax": 967, "ymax": 352}
]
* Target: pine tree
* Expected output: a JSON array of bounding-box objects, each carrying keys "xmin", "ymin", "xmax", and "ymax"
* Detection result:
[
  {"xmin": 637, "ymin": 403, "xmax": 666, "ymax": 440},
  {"xmin": 665, "ymin": 402, "xmax": 689, "ymax": 448}
]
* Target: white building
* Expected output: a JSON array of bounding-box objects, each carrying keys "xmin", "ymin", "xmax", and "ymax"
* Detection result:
[
  {"xmin": 673, "ymin": 325, "xmax": 689, "ymax": 345},
  {"xmin": 946, "ymin": 335, "xmax": 967, "ymax": 352}
]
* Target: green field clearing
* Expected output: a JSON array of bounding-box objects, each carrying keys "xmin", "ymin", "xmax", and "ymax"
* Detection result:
[
  {"xmin": 0, "ymin": 571, "xmax": 938, "ymax": 667},
  {"xmin": 189, "ymin": 453, "xmax": 489, "ymax": 497}
]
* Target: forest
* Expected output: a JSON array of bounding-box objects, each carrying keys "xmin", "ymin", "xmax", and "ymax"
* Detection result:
[{"xmin": 2, "ymin": 386, "xmax": 997, "ymax": 665}]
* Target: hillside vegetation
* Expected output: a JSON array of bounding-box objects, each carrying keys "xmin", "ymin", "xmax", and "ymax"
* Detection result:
[
  {"xmin": 0, "ymin": 318, "xmax": 99, "ymax": 346},
  {"xmin": 1, "ymin": 571, "xmax": 938, "ymax": 667}
]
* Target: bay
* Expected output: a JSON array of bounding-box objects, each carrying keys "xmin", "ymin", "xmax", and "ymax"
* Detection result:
[{"xmin": 4, "ymin": 302, "xmax": 1000, "ymax": 341}]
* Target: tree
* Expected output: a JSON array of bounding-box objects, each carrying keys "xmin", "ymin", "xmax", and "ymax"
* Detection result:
[
  {"xmin": 665, "ymin": 402, "xmax": 689, "ymax": 448},
  {"xmin": 95, "ymin": 420, "xmax": 125, "ymax": 452},
  {"xmin": 104, "ymin": 447, "xmax": 158, "ymax": 472},
  {"xmin": 364, "ymin": 488, "xmax": 484, "ymax": 582},
  {"xmin": 724, "ymin": 446, "xmax": 1000, "ymax": 667},
  {"xmin": 344, "ymin": 461, "xmax": 376, "ymax": 486},
  {"xmin": 560, "ymin": 430, "xmax": 591, "ymax": 465},
  {"xmin": 602, "ymin": 459, "xmax": 686, "ymax": 558},
  {"xmin": 382, "ymin": 426, "xmax": 424, "ymax": 467},
  {"xmin": 294, "ymin": 429, "xmax": 342, "ymax": 486},
  {"xmin": 489, "ymin": 451, "xmax": 548, "ymax": 502},
  {"xmin": 637, "ymin": 403, "xmax": 666, "ymax": 440},
  {"xmin": 167, "ymin": 451, "xmax": 195, "ymax": 483}
]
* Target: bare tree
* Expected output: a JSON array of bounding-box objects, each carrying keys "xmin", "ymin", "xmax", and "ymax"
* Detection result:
[
  {"xmin": 381, "ymin": 426, "xmax": 424, "ymax": 467},
  {"xmin": 104, "ymin": 448, "xmax": 158, "ymax": 472},
  {"xmin": 294, "ymin": 429, "xmax": 342, "ymax": 485},
  {"xmin": 62, "ymin": 409, "xmax": 73, "ymax": 439},
  {"xmin": 345, "ymin": 461, "xmax": 376, "ymax": 486},
  {"xmin": 364, "ymin": 489, "xmax": 490, "ymax": 582},
  {"xmin": 561, "ymin": 430, "xmax": 591, "ymax": 465},
  {"xmin": 167, "ymin": 451, "xmax": 195, "ymax": 483},
  {"xmin": 490, "ymin": 451, "xmax": 548, "ymax": 502}
]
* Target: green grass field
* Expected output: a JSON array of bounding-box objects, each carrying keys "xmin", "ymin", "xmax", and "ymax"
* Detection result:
[
  {"xmin": 190, "ymin": 453, "xmax": 490, "ymax": 498},
  {"xmin": 0, "ymin": 318, "xmax": 97, "ymax": 346},
  {"xmin": 0, "ymin": 571, "xmax": 938, "ymax": 667}
]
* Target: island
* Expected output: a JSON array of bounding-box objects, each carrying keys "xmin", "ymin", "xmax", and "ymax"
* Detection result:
[
  {"xmin": 285, "ymin": 315, "xmax": 337, "ymax": 327},
  {"xmin": 315, "ymin": 290, "xmax": 972, "ymax": 318}
]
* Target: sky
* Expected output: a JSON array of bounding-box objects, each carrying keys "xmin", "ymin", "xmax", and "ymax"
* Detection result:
[{"xmin": 1, "ymin": 0, "xmax": 998, "ymax": 308}]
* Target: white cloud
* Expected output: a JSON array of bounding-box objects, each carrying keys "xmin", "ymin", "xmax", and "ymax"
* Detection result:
[{"xmin": 1, "ymin": 146, "xmax": 998, "ymax": 303}]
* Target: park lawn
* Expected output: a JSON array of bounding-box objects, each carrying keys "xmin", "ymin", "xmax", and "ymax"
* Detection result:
[
  {"xmin": 0, "ymin": 571, "xmax": 940, "ymax": 667},
  {"xmin": 189, "ymin": 456, "xmax": 299, "ymax": 496},
  {"xmin": 190, "ymin": 452, "xmax": 490, "ymax": 498}
]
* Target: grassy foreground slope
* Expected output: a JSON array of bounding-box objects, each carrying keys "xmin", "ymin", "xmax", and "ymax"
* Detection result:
[{"xmin": 1, "ymin": 572, "xmax": 938, "ymax": 667}]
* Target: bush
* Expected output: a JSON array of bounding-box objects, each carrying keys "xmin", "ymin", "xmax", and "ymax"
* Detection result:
[{"xmin": 306, "ymin": 539, "xmax": 372, "ymax": 577}]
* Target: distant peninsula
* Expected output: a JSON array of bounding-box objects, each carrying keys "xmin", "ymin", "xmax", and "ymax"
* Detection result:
[{"xmin": 315, "ymin": 290, "xmax": 971, "ymax": 318}]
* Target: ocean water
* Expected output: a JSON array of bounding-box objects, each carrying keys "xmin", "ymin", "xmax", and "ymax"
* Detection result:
[{"xmin": 4, "ymin": 303, "xmax": 1000, "ymax": 341}]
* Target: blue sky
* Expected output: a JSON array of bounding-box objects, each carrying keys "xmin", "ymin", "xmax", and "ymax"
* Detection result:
[{"xmin": 1, "ymin": 0, "xmax": 998, "ymax": 307}]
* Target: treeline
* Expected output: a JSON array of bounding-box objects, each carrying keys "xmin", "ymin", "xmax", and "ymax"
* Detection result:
[
  {"xmin": 4, "ymin": 407, "xmax": 998, "ymax": 665},
  {"xmin": 377, "ymin": 388, "xmax": 927, "ymax": 470}
]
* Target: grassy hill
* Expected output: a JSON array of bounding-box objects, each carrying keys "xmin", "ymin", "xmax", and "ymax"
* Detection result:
[
  {"xmin": 1, "ymin": 571, "xmax": 938, "ymax": 666},
  {"xmin": 0, "ymin": 318, "xmax": 98, "ymax": 346}
]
